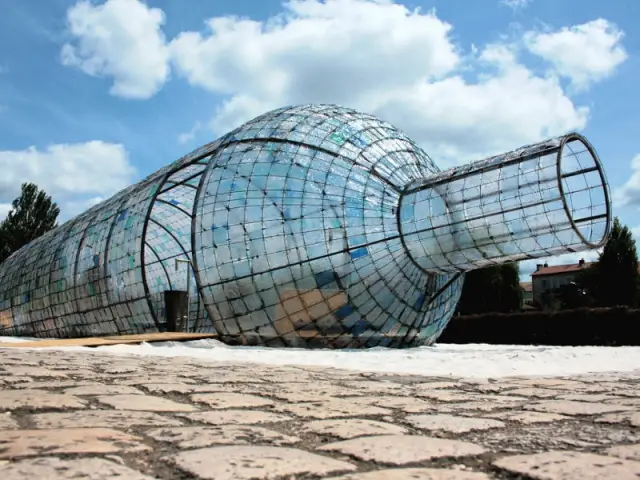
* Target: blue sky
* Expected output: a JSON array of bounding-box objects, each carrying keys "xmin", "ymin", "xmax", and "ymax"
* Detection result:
[{"xmin": 0, "ymin": 0, "xmax": 638, "ymax": 279}]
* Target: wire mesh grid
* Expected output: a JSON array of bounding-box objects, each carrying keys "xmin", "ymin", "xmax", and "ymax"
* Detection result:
[
  {"xmin": 399, "ymin": 133, "xmax": 610, "ymax": 274},
  {"xmin": 0, "ymin": 105, "xmax": 611, "ymax": 347}
]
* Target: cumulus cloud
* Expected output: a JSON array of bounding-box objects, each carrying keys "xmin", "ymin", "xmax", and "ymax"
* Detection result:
[
  {"xmin": 524, "ymin": 19, "xmax": 627, "ymax": 90},
  {"xmin": 59, "ymin": 0, "xmax": 626, "ymax": 164},
  {"xmin": 61, "ymin": 0, "xmax": 169, "ymax": 99},
  {"xmin": 0, "ymin": 141, "xmax": 136, "ymax": 220},
  {"xmin": 614, "ymin": 154, "xmax": 640, "ymax": 208},
  {"xmin": 0, "ymin": 203, "xmax": 11, "ymax": 222},
  {"xmin": 168, "ymin": 0, "xmax": 590, "ymax": 162},
  {"xmin": 178, "ymin": 121, "xmax": 202, "ymax": 144},
  {"xmin": 501, "ymin": 0, "xmax": 532, "ymax": 12}
]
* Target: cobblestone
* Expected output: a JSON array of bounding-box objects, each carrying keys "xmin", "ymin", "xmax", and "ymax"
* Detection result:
[
  {"xmin": 274, "ymin": 398, "xmax": 392, "ymax": 418},
  {"xmin": 0, "ymin": 457, "xmax": 155, "ymax": 479},
  {"xmin": 96, "ymin": 394, "xmax": 198, "ymax": 412},
  {"xmin": 523, "ymin": 400, "xmax": 634, "ymax": 415},
  {"xmin": 350, "ymin": 395, "xmax": 438, "ymax": 413},
  {"xmin": 1, "ymin": 366, "xmax": 69, "ymax": 378},
  {"xmin": 31, "ymin": 410, "xmax": 184, "ymax": 429},
  {"xmin": 0, "ymin": 428, "xmax": 149, "ymax": 458},
  {"xmin": 169, "ymin": 445, "xmax": 356, "ymax": 479},
  {"xmin": 0, "ymin": 413, "xmax": 19, "ymax": 429},
  {"xmin": 63, "ymin": 384, "xmax": 145, "ymax": 396},
  {"xmin": 179, "ymin": 409, "xmax": 293, "ymax": 425},
  {"xmin": 0, "ymin": 390, "xmax": 87, "ymax": 411},
  {"xmin": 328, "ymin": 469, "xmax": 493, "ymax": 479},
  {"xmin": 479, "ymin": 410, "xmax": 569, "ymax": 424},
  {"xmin": 301, "ymin": 418, "xmax": 409, "ymax": 439},
  {"xmin": 493, "ymin": 450, "xmax": 640, "ymax": 479},
  {"xmin": 596, "ymin": 411, "xmax": 640, "ymax": 426},
  {"xmin": 605, "ymin": 443, "xmax": 640, "ymax": 461},
  {"xmin": 0, "ymin": 347, "xmax": 637, "ymax": 479},
  {"xmin": 190, "ymin": 392, "xmax": 275, "ymax": 409},
  {"xmin": 141, "ymin": 383, "xmax": 227, "ymax": 394},
  {"xmin": 405, "ymin": 414, "xmax": 505, "ymax": 433},
  {"xmin": 318, "ymin": 435, "xmax": 486, "ymax": 464},
  {"xmin": 146, "ymin": 425, "xmax": 300, "ymax": 448}
]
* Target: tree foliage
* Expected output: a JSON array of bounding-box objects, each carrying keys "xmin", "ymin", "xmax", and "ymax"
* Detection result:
[
  {"xmin": 456, "ymin": 262, "xmax": 522, "ymax": 315},
  {"xmin": 576, "ymin": 217, "xmax": 639, "ymax": 307},
  {"xmin": 0, "ymin": 183, "xmax": 60, "ymax": 263}
]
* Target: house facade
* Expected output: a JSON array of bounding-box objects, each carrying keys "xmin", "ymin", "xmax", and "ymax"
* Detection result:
[{"xmin": 531, "ymin": 259, "xmax": 590, "ymax": 306}]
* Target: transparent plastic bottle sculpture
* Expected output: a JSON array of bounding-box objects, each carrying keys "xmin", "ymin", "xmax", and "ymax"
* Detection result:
[{"xmin": 0, "ymin": 105, "xmax": 612, "ymax": 348}]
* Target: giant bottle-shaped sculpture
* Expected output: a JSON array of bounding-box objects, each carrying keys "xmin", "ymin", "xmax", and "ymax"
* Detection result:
[{"xmin": 0, "ymin": 105, "xmax": 611, "ymax": 348}]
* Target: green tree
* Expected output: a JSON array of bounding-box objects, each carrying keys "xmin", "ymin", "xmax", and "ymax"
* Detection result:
[
  {"xmin": 577, "ymin": 217, "xmax": 639, "ymax": 307},
  {"xmin": 0, "ymin": 183, "xmax": 60, "ymax": 263},
  {"xmin": 457, "ymin": 262, "xmax": 522, "ymax": 314}
]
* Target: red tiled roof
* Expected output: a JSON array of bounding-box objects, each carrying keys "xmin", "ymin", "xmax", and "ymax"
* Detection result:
[
  {"xmin": 532, "ymin": 263, "xmax": 594, "ymax": 277},
  {"xmin": 532, "ymin": 261, "xmax": 640, "ymax": 277},
  {"xmin": 520, "ymin": 282, "xmax": 532, "ymax": 292}
]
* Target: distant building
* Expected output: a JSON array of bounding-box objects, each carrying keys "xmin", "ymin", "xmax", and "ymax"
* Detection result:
[
  {"xmin": 520, "ymin": 282, "xmax": 533, "ymax": 306},
  {"xmin": 532, "ymin": 259, "xmax": 640, "ymax": 306},
  {"xmin": 531, "ymin": 259, "xmax": 591, "ymax": 306}
]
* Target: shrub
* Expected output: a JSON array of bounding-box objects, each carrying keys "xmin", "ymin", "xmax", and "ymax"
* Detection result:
[{"xmin": 438, "ymin": 307, "xmax": 640, "ymax": 346}]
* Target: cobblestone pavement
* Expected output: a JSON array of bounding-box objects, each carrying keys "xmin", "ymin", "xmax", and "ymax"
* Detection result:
[{"xmin": 0, "ymin": 349, "xmax": 639, "ymax": 479}]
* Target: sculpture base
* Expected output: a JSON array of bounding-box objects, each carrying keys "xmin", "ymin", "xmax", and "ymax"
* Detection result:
[
  {"xmin": 0, "ymin": 332, "xmax": 218, "ymax": 349},
  {"xmin": 220, "ymin": 332, "xmax": 434, "ymax": 349}
]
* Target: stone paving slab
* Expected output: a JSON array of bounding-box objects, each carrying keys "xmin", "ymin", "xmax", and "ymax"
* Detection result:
[
  {"xmin": 301, "ymin": 418, "xmax": 409, "ymax": 439},
  {"xmin": 405, "ymin": 413, "xmax": 506, "ymax": 433},
  {"xmin": 0, "ymin": 457, "xmax": 155, "ymax": 480},
  {"xmin": 493, "ymin": 450, "xmax": 640, "ymax": 479},
  {"xmin": 95, "ymin": 393, "xmax": 198, "ymax": 412},
  {"xmin": 179, "ymin": 409, "xmax": 294, "ymax": 425},
  {"xmin": 606, "ymin": 443, "xmax": 640, "ymax": 461},
  {"xmin": 0, "ymin": 389, "xmax": 87, "ymax": 410},
  {"xmin": 0, "ymin": 348, "xmax": 638, "ymax": 479},
  {"xmin": 146, "ymin": 425, "xmax": 301, "ymax": 448},
  {"xmin": 170, "ymin": 445, "xmax": 357, "ymax": 479},
  {"xmin": 0, "ymin": 428, "xmax": 150, "ymax": 458},
  {"xmin": 30, "ymin": 410, "xmax": 185, "ymax": 429},
  {"xmin": 328, "ymin": 469, "xmax": 493, "ymax": 479}
]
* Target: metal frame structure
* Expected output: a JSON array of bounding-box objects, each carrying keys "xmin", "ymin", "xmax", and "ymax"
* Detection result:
[{"xmin": 0, "ymin": 105, "xmax": 612, "ymax": 348}]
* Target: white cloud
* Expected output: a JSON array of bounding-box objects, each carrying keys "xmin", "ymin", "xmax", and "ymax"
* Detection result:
[
  {"xmin": 59, "ymin": 0, "xmax": 626, "ymax": 165},
  {"xmin": 178, "ymin": 121, "xmax": 202, "ymax": 144},
  {"xmin": 62, "ymin": 196, "xmax": 107, "ymax": 218},
  {"xmin": 501, "ymin": 0, "xmax": 532, "ymax": 11},
  {"xmin": 168, "ymin": 0, "xmax": 590, "ymax": 162},
  {"xmin": 614, "ymin": 154, "xmax": 640, "ymax": 208},
  {"xmin": 0, "ymin": 141, "xmax": 136, "ymax": 220},
  {"xmin": 524, "ymin": 19, "xmax": 627, "ymax": 90},
  {"xmin": 0, "ymin": 203, "xmax": 11, "ymax": 222},
  {"xmin": 61, "ymin": 0, "xmax": 169, "ymax": 99}
]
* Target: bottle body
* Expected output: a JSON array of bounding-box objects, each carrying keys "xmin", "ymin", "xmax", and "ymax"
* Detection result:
[{"xmin": 192, "ymin": 105, "xmax": 462, "ymax": 347}]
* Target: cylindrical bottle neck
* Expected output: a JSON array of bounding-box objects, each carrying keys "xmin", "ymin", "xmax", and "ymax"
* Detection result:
[{"xmin": 398, "ymin": 133, "xmax": 611, "ymax": 274}]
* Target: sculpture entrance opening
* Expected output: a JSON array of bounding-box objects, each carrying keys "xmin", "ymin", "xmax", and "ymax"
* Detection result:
[{"xmin": 164, "ymin": 290, "xmax": 188, "ymax": 332}]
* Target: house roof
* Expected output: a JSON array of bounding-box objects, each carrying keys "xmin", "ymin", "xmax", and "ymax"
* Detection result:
[
  {"xmin": 520, "ymin": 282, "xmax": 532, "ymax": 292},
  {"xmin": 532, "ymin": 261, "xmax": 640, "ymax": 277},
  {"xmin": 532, "ymin": 262, "xmax": 593, "ymax": 277}
]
